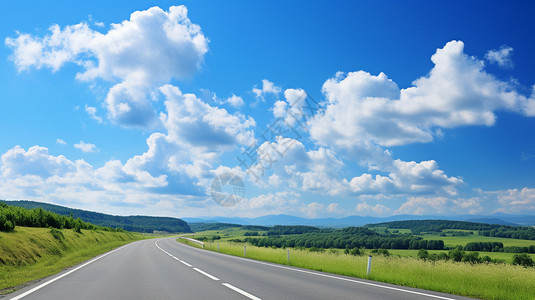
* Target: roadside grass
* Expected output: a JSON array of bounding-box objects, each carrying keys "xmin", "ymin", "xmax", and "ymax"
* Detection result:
[
  {"xmin": 0, "ymin": 226, "xmax": 142, "ymax": 292},
  {"xmin": 179, "ymin": 237, "xmax": 535, "ymax": 300}
]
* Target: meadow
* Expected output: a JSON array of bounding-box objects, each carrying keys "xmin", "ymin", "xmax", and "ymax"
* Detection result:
[
  {"xmin": 0, "ymin": 226, "xmax": 142, "ymax": 293},
  {"xmin": 180, "ymin": 227, "xmax": 535, "ymax": 300}
]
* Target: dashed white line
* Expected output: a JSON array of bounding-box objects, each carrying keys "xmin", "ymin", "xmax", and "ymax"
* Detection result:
[
  {"xmin": 222, "ymin": 283, "xmax": 262, "ymax": 300},
  {"xmin": 193, "ymin": 268, "xmax": 220, "ymax": 281},
  {"xmin": 177, "ymin": 241, "xmax": 457, "ymax": 300}
]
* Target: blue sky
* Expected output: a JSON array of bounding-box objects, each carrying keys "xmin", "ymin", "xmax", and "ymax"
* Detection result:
[{"xmin": 1, "ymin": 0, "xmax": 534, "ymax": 218}]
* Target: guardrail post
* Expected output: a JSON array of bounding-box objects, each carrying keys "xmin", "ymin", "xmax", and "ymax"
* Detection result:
[
  {"xmin": 244, "ymin": 245, "xmax": 246, "ymax": 257},
  {"xmin": 367, "ymin": 255, "xmax": 372, "ymax": 276}
]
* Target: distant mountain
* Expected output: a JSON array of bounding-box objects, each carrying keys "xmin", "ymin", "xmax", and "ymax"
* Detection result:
[
  {"xmin": 184, "ymin": 213, "xmax": 534, "ymax": 227},
  {"xmin": 1, "ymin": 200, "xmax": 191, "ymax": 233}
]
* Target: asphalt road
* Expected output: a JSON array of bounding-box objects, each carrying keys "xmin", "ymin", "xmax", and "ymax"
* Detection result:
[{"xmin": 6, "ymin": 238, "xmax": 474, "ymax": 300}]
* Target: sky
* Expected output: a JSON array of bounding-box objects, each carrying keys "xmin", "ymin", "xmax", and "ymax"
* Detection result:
[{"xmin": 0, "ymin": 0, "xmax": 534, "ymax": 219}]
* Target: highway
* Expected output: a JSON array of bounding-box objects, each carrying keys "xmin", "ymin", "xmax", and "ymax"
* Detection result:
[{"xmin": 6, "ymin": 238, "xmax": 474, "ymax": 300}]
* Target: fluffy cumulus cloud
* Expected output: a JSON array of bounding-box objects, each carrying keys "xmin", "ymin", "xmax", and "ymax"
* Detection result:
[
  {"xmin": 1, "ymin": 146, "xmax": 76, "ymax": 178},
  {"xmin": 5, "ymin": 6, "xmax": 208, "ymax": 127},
  {"xmin": 252, "ymin": 79, "xmax": 281, "ymax": 104},
  {"xmin": 159, "ymin": 84, "xmax": 256, "ymax": 154},
  {"xmin": 311, "ymin": 40, "xmax": 534, "ymax": 149}
]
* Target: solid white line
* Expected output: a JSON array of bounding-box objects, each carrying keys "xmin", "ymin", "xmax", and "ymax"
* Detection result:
[
  {"xmin": 177, "ymin": 242, "xmax": 458, "ymax": 300},
  {"xmin": 222, "ymin": 283, "xmax": 262, "ymax": 300},
  {"xmin": 193, "ymin": 268, "xmax": 219, "ymax": 281},
  {"xmin": 9, "ymin": 243, "xmax": 131, "ymax": 300},
  {"xmin": 180, "ymin": 260, "xmax": 192, "ymax": 267}
]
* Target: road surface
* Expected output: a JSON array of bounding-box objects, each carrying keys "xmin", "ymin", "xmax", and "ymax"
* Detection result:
[{"xmin": 6, "ymin": 238, "xmax": 474, "ymax": 300}]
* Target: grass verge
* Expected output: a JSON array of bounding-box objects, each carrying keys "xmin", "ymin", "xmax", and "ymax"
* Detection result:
[
  {"xmin": 178, "ymin": 238, "xmax": 535, "ymax": 300},
  {"xmin": 0, "ymin": 226, "xmax": 142, "ymax": 293}
]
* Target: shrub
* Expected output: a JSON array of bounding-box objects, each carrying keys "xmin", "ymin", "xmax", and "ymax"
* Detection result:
[
  {"xmin": 512, "ymin": 253, "xmax": 534, "ymax": 267},
  {"xmin": 418, "ymin": 249, "xmax": 429, "ymax": 260}
]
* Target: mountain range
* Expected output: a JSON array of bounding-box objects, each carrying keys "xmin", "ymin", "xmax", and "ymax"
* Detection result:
[{"xmin": 184, "ymin": 213, "xmax": 534, "ymax": 227}]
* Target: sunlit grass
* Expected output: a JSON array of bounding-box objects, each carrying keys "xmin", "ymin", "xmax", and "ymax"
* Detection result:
[
  {"xmin": 0, "ymin": 226, "xmax": 142, "ymax": 292},
  {"xmin": 179, "ymin": 238, "xmax": 535, "ymax": 300}
]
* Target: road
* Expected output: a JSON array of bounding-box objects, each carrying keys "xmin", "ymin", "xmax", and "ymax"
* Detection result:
[{"xmin": 6, "ymin": 238, "xmax": 474, "ymax": 300}]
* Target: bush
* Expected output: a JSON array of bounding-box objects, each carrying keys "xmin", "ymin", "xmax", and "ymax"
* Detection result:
[
  {"xmin": 512, "ymin": 253, "xmax": 534, "ymax": 267},
  {"xmin": 0, "ymin": 214, "xmax": 15, "ymax": 231},
  {"xmin": 418, "ymin": 249, "xmax": 429, "ymax": 260}
]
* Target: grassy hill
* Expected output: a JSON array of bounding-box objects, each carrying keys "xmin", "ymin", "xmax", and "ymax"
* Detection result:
[{"xmin": 1, "ymin": 200, "xmax": 191, "ymax": 233}]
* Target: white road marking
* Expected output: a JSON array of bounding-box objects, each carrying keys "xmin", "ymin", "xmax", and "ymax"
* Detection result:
[
  {"xmin": 222, "ymin": 283, "xmax": 262, "ymax": 300},
  {"xmin": 8, "ymin": 243, "xmax": 131, "ymax": 300},
  {"xmin": 177, "ymin": 241, "xmax": 458, "ymax": 300},
  {"xmin": 193, "ymin": 268, "xmax": 220, "ymax": 281},
  {"xmin": 179, "ymin": 260, "xmax": 192, "ymax": 267}
]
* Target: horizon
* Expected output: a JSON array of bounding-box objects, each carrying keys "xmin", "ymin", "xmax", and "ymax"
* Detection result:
[{"xmin": 1, "ymin": 1, "xmax": 534, "ymax": 219}]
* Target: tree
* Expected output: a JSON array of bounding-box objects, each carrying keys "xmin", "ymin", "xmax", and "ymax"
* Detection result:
[
  {"xmin": 512, "ymin": 253, "xmax": 534, "ymax": 267},
  {"xmin": 418, "ymin": 249, "xmax": 429, "ymax": 260}
]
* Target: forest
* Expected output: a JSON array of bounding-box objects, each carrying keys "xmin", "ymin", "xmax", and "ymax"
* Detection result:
[
  {"xmin": 0, "ymin": 202, "xmax": 119, "ymax": 232},
  {"xmin": 1, "ymin": 200, "xmax": 191, "ymax": 233},
  {"xmin": 244, "ymin": 226, "xmax": 445, "ymax": 250}
]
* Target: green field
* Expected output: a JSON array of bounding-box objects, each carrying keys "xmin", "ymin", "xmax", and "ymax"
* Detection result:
[
  {"xmin": 179, "ymin": 227, "xmax": 535, "ymax": 300},
  {"xmin": 421, "ymin": 233, "xmax": 535, "ymax": 248},
  {"xmin": 0, "ymin": 226, "xmax": 142, "ymax": 293}
]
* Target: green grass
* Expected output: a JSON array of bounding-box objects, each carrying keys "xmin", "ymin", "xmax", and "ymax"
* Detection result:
[
  {"xmin": 179, "ymin": 234, "xmax": 535, "ymax": 300},
  {"xmin": 0, "ymin": 226, "xmax": 142, "ymax": 292},
  {"xmin": 421, "ymin": 233, "xmax": 535, "ymax": 248},
  {"xmin": 388, "ymin": 249, "xmax": 535, "ymax": 262}
]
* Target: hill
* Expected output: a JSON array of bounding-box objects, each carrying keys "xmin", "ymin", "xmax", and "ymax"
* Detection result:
[{"xmin": 1, "ymin": 200, "xmax": 191, "ymax": 233}]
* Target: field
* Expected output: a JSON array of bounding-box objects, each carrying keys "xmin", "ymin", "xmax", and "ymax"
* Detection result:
[
  {"xmin": 180, "ymin": 227, "xmax": 535, "ymax": 300},
  {"xmin": 0, "ymin": 226, "xmax": 142, "ymax": 293}
]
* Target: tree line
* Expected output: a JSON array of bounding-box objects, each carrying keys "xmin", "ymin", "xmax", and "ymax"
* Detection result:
[
  {"xmin": 243, "ymin": 226, "xmax": 445, "ymax": 250},
  {"xmin": 0, "ymin": 203, "xmax": 121, "ymax": 232}
]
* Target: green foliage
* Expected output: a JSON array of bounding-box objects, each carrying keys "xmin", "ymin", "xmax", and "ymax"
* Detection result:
[
  {"xmin": 449, "ymin": 246, "xmax": 465, "ymax": 262},
  {"xmin": 480, "ymin": 227, "xmax": 535, "ymax": 240},
  {"xmin": 368, "ymin": 219, "xmax": 502, "ymax": 233},
  {"xmin": 244, "ymin": 231, "xmax": 259, "ymax": 236},
  {"xmin": 464, "ymin": 242, "xmax": 504, "ymax": 252},
  {"xmin": 512, "ymin": 253, "xmax": 534, "ymax": 267},
  {"xmin": 267, "ymin": 225, "xmax": 321, "ymax": 235},
  {"xmin": 0, "ymin": 202, "xmax": 122, "ymax": 232},
  {"xmin": 0, "ymin": 200, "xmax": 191, "ymax": 233},
  {"xmin": 245, "ymin": 226, "xmax": 444, "ymax": 250},
  {"xmin": 344, "ymin": 247, "xmax": 361, "ymax": 256},
  {"xmin": 418, "ymin": 249, "xmax": 429, "ymax": 260}
]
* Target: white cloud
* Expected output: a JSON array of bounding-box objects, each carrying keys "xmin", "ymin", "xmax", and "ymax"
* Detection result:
[
  {"xmin": 395, "ymin": 195, "xmax": 483, "ymax": 215},
  {"xmin": 226, "ymin": 94, "xmax": 244, "ymax": 108},
  {"xmin": 1, "ymin": 146, "xmax": 75, "ymax": 178},
  {"xmin": 355, "ymin": 201, "xmax": 391, "ymax": 216},
  {"xmin": 252, "ymin": 79, "xmax": 281, "ymax": 104},
  {"xmin": 6, "ymin": 6, "xmax": 208, "ymax": 127},
  {"xmin": 485, "ymin": 45, "xmax": 513, "ymax": 68},
  {"xmin": 159, "ymin": 84, "xmax": 256, "ymax": 153},
  {"xmin": 56, "ymin": 138, "xmax": 67, "ymax": 145},
  {"xmin": 74, "ymin": 141, "xmax": 99, "ymax": 153},
  {"xmin": 85, "ymin": 105, "xmax": 103, "ymax": 123},
  {"xmin": 493, "ymin": 187, "xmax": 535, "ymax": 213},
  {"xmin": 310, "ymin": 40, "xmax": 533, "ymax": 149},
  {"xmin": 271, "ymin": 88, "xmax": 309, "ymax": 126}
]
